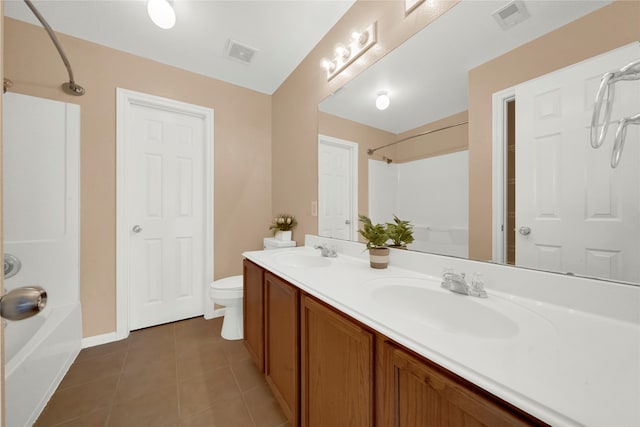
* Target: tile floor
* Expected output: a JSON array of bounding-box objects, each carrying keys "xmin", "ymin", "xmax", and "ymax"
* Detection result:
[{"xmin": 34, "ymin": 317, "xmax": 288, "ymax": 427}]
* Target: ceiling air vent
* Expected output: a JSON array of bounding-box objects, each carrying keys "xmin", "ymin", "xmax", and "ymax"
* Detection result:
[
  {"xmin": 492, "ymin": 1, "xmax": 530, "ymax": 30},
  {"xmin": 224, "ymin": 39, "xmax": 258, "ymax": 65}
]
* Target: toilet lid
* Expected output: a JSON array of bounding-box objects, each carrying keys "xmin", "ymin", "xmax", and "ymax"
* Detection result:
[{"xmin": 211, "ymin": 275, "xmax": 243, "ymax": 290}]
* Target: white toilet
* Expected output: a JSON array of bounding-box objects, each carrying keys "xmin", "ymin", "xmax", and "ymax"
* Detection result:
[
  {"xmin": 211, "ymin": 237, "xmax": 296, "ymax": 340},
  {"xmin": 210, "ymin": 275, "xmax": 244, "ymax": 340}
]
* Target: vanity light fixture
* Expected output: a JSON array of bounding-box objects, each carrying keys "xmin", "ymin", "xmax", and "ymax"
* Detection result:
[
  {"xmin": 335, "ymin": 45, "xmax": 351, "ymax": 60},
  {"xmin": 323, "ymin": 22, "xmax": 377, "ymax": 81},
  {"xmin": 147, "ymin": 0, "xmax": 176, "ymax": 29},
  {"xmin": 376, "ymin": 92, "xmax": 390, "ymax": 110}
]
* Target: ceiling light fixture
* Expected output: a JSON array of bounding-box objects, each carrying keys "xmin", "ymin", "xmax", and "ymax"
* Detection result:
[
  {"xmin": 147, "ymin": 0, "xmax": 176, "ymax": 30},
  {"xmin": 323, "ymin": 22, "xmax": 377, "ymax": 81},
  {"xmin": 376, "ymin": 92, "xmax": 390, "ymax": 110}
]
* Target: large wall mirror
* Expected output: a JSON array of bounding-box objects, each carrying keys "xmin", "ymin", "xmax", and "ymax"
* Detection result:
[{"xmin": 317, "ymin": 0, "xmax": 640, "ymax": 285}]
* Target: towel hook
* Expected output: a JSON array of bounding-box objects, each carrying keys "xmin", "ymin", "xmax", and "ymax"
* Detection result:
[{"xmin": 611, "ymin": 113, "xmax": 640, "ymax": 168}]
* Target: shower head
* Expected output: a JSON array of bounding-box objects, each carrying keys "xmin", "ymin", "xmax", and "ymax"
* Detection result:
[
  {"xmin": 3, "ymin": 78, "xmax": 13, "ymax": 94},
  {"xmin": 62, "ymin": 82, "xmax": 85, "ymax": 96},
  {"xmin": 366, "ymin": 148, "xmax": 393, "ymax": 164}
]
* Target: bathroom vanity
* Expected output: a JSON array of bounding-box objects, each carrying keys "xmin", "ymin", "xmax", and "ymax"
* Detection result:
[{"xmin": 242, "ymin": 236, "xmax": 640, "ymax": 427}]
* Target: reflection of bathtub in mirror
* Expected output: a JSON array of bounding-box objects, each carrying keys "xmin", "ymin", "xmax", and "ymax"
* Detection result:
[
  {"xmin": 408, "ymin": 225, "xmax": 468, "ymax": 258},
  {"xmin": 369, "ymin": 150, "xmax": 469, "ymax": 258}
]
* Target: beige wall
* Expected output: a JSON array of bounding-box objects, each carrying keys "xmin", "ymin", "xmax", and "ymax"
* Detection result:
[
  {"xmin": 394, "ymin": 111, "xmax": 468, "ymax": 163},
  {"xmin": 467, "ymin": 1, "xmax": 640, "ymax": 260},
  {"xmin": 272, "ymin": 0, "xmax": 459, "ymax": 242},
  {"xmin": 318, "ymin": 111, "xmax": 394, "ymax": 217},
  {"xmin": 3, "ymin": 18, "xmax": 272, "ymax": 337}
]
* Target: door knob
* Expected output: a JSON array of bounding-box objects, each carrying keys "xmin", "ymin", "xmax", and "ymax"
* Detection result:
[
  {"xmin": 0, "ymin": 286, "xmax": 47, "ymax": 321},
  {"xmin": 345, "ymin": 219, "xmax": 351, "ymax": 225},
  {"xmin": 518, "ymin": 226, "xmax": 532, "ymax": 236},
  {"xmin": 132, "ymin": 225, "xmax": 143, "ymax": 233}
]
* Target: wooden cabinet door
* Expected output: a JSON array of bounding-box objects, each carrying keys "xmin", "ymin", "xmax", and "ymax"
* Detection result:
[
  {"xmin": 243, "ymin": 259, "xmax": 265, "ymax": 372},
  {"xmin": 381, "ymin": 341, "xmax": 543, "ymax": 427},
  {"xmin": 301, "ymin": 295, "xmax": 374, "ymax": 427},
  {"xmin": 265, "ymin": 272, "xmax": 300, "ymax": 426}
]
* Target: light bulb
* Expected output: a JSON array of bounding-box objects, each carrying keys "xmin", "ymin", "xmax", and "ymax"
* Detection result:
[
  {"xmin": 335, "ymin": 45, "xmax": 350, "ymax": 60},
  {"xmin": 376, "ymin": 92, "xmax": 390, "ymax": 110},
  {"xmin": 322, "ymin": 59, "xmax": 336, "ymax": 72},
  {"xmin": 148, "ymin": 0, "xmax": 176, "ymax": 29},
  {"xmin": 352, "ymin": 30, "xmax": 369, "ymax": 46}
]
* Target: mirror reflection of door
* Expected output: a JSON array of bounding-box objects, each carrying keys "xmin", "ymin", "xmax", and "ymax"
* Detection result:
[
  {"xmin": 318, "ymin": 135, "xmax": 358, "ymax": 241},
  {"xmin": 511, "ymin": 43, "xmax": 640, "ymax": 282},
  {"xmin": 506, "ymin": 100, "xmax": 516, "ymax": 266}
]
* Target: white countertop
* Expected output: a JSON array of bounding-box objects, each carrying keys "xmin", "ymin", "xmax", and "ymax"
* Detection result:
[{"xmin": 243, "ymin": 241, "xmax": 640, "ymax": 427}]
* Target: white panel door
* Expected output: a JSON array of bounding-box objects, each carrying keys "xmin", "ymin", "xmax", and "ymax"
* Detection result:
[
  {"xmin": 2, "ymin": 93, "xmax": 79, "ymax": 306},
  {"xmin": 318, "ymin": 136, "xmax": 357, "ymax": 240},
  {"xmin": 516, "ymin": 43, "xmax": 640, "ymax": 282},
  {"xmin": 126, "ymin": 100, "xmax": 207, "ymax": 330}
]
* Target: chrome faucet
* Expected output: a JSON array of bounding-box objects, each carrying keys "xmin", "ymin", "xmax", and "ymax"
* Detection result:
[
  {"xmin": 441, "ymin": 271, "xmax": 487, "ymax": 298},
  {"xmin": 314, "ymin": 244, "xmax": 338, "ymax": 258}
]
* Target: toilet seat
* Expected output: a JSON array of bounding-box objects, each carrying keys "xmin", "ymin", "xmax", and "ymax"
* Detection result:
[{"xmin": 210, "ymin": 275, "xmax": 243, "ymax": 299}]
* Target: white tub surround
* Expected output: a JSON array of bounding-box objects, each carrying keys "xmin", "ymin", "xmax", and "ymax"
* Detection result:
[
  {"xmin": 3, "ymin": 93, "xmax": 83, "ymax": 427},
  {"xmin": 5, "ymin": 304, "xmax": 82, "ymax": 427},
  {"xmin": 243, "ymin": 235, "xmax": 640, "ymax": 427}
]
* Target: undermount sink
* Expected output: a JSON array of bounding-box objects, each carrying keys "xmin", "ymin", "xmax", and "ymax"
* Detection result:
[
  {"xmin": 274, "ymin": 252, "xmax": 331, "ymax": 268},
  {"xmin": 368, "ymin": 278, "xmax": 520, "ymax": 339}
]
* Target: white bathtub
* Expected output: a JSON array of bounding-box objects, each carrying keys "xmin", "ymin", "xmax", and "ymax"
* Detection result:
[{"xmin": 5, "ymin": 303, "xmax": 82, "ymax": 427}]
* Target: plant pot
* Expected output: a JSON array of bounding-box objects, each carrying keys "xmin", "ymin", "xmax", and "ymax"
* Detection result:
[
  {"xmin": 369, "ymin": 247, "xmax": 390, "ymax": 269},
  {"xmin": 274, "ymin": 230, "xmax": 292, "ymax": 241}
]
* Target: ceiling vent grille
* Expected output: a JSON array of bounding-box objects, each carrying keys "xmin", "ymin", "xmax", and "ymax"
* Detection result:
[
  {"xmin": 224, "ymin": 39, "xmax": 258, "ymax": 65},
  {"xmin": 492, "ymin": 1, "xmax": 530, "ymax": 30}
]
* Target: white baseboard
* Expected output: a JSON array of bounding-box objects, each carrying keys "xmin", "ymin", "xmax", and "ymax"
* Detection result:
[
  {"xmin": 84, "ymin": 312, "xmax": 225, "ymax": 346},
  {"xmin": 204, "ymin": 308, "xmax": 226, "ymax": 320},
  {"xmin": 81, "ymin": 331, "xmax": 120, "ymax": 348}
]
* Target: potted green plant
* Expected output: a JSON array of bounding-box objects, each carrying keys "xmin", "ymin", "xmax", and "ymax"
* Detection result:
[
  {"xmin": 386, "ymin": 215, "xmax": 414, "ymax": 249},
  {"xmin": 269, "ymin": 213, "xmax": 297, "ymax": 241},
  {"xmin": 358, "ymin": 214, "xmax": 390, "ymax": 269}
]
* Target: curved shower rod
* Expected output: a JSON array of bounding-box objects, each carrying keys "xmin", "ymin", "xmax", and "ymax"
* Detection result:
[{"xmin": 6, "ymin": 0, "xmax": 85, "ymax": 96}]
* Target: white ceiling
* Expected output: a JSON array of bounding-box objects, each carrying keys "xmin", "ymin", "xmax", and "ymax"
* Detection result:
[
  {"xmin": 319, "ymin": 0, "xmax": 612, "ymax": 134},
  {"xmin": 3, "ymin": 0, "xmax": 355, "ymax": 95}
]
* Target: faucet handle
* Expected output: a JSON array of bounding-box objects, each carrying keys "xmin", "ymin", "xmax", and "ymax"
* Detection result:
[
  {"xmin": 328, "ymin": 245, "xmax": 338, "ymax": 257},
  {"xmin": 441, "ymin": 267, "xmax": 455, "ymax": 289},
  {"xmin": 469, "ymin": 273, "xmax": 488, "ymax": 298}
]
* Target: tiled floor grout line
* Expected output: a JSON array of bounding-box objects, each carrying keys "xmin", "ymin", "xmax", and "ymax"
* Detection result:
[
  {"xmin": 173, "ymin": 325, "xmax": 184, "ymax": 424},
  {"xmin": 229, "ymin": 357, "xmax": 260, "ymax": 427},
  {"xmin": 103, "ymin": 341, "xmax": 131, "ymax": 427}
]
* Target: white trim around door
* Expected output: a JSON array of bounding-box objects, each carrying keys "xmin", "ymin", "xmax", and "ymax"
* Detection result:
[
  {"xmin": 318, "ymin": 134, "xmax": 359, "ymax": 241},
  {"xmin": 116, "ymin": 88, "xmax": 214, "ymax": 340},
  {"xmin": 491, "ymin": 87, "xmax": 516, "ymax": 265}
]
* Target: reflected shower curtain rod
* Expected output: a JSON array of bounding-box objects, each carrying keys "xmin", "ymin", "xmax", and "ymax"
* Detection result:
[
  {"xmin": 9, "ymin": 0, "xmax": 85, "ymax": 96},
  {"xmin": 367, "ymin": 120, "xmax": 468, "ymax": 156}
]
